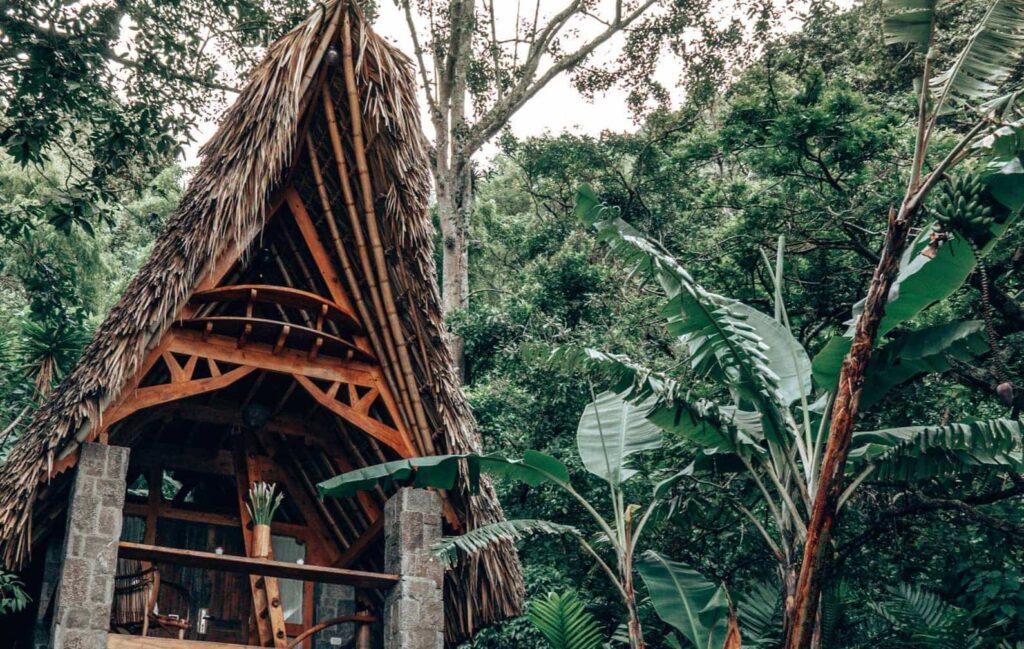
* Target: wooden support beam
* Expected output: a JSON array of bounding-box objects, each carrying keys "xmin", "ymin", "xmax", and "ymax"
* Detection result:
[
  {"xmin": 123, "ymin": 502, "xmax": 311, "ymax": 540},
  {"xmin": 252, "ymin": 430, "xmax": 343, "ymax": 565},
  {"xmin": 292, "ymin": 374, "xmax": 414, "ymax": 458},
  {"xmin": 116, "ymin": 542, "xmax": 399, "ymax": 589},
  {"xmin": 167, "ymin": 330, "xmax": 378, "ymax": 387},
  {"xmin": 108, "ymin": 634, "xmax": 263, "ymax": 649},
  {"xmin": 104, "ymin": 364, "xmax": 256, "ymax": 429},
  {"xmin": 284, "ymin": 188, "xmax": 359, "ymax": 322},
  {"xmin": 234, "ymin": 434, "xmax": 289, "ymax": 647}
]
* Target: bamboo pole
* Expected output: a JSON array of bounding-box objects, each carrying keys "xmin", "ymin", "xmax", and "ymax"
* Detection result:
[
  {"xmin": 305, "ymin": 134, "xmax": 398, "ymax": 385},
  {"xmin": 340, "ymin": 14, "xmax": 436, "ymax": 455},
  {"xmin": 320, "ymin": 85, "xmax": 429, "ymax": 455}
]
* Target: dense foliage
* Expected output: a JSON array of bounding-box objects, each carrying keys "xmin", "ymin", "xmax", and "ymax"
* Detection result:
[{"xmin": 2, "ymin": 0, "xmax": 1023, "ymax": 647}]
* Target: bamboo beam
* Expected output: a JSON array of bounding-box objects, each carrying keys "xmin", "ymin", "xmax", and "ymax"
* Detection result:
[
  {"xmin": 340, "ymin": 14, "xmax": 436, "ymax": 456},
  {"xmin": 320, "ymin": 85, "xmax": 425, "ymax": 455}
]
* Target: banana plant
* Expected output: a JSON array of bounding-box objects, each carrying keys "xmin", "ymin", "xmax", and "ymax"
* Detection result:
[
  {"xmin": 318, "ymin": 389, "xmax": 740, "ymax": 649},
  {"xmin": 550, "ymin": 181, "xmax": 1022, "ymax": 646}
]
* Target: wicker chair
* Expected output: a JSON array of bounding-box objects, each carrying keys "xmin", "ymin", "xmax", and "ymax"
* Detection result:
[{"xmin": 111, "ymin": 559, "xmax": 192, "ymax": 639}]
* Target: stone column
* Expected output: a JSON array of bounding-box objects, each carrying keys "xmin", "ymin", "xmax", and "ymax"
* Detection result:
[
  {"xmin": 383, "ymin": 488, "xmax": 444, "ymax": 649},
  {"xmin": 32, "ymin": 535, "xmax": 65, "ymax": 649},
  {"xmin": 51, "ymin": 442, "xmax": 130, "ymax": 649}
]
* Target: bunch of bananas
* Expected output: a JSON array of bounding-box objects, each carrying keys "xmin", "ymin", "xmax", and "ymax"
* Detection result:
[{"xmin": 930, "ymin": 174, "xmax": 1003, "ymax": 239}]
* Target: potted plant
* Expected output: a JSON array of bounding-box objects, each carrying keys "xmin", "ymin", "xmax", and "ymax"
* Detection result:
[{"xmin": 246, "ymin": 482, "xmax": 284, "ymax": 559}]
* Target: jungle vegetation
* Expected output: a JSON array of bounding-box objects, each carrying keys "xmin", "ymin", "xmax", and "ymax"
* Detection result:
[{"xmin": 3, "ymin": 1, "xmax": 1024, "ymax": 648}]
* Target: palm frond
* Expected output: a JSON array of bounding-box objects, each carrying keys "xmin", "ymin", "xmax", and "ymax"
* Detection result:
[
  {"xmin": 576, "ymin": 187, "xmax": 789, "ymax": 447},
  {"xmin": 882, "ymin": 0, "xmax": 938, "ymax": 50},
  {"xmin": 850, "ymin": 418, "xmax": 1023, "ymax": 481},
  {"xmin": 931, "ymin": 0, "xmax": 1024, "ymax": 112},
  {"xmin": 527, "ymin": 591, "xmax": 606, "ymax": 649},
  {"xmin": 870, "ymin": 583, "xmax": 983, "ymax": 649},
  {"xmin": 433, "ymin": 519, "xmax": 582, "ymax": 569}
]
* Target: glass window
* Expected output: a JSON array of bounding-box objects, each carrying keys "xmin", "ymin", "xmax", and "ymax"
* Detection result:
[{"xmin": 271, "ymin": 535, "xmax": 306, "ymax": 624}]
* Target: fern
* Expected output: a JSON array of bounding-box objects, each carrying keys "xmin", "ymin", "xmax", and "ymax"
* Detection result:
[
  {"xmin": 870, "ymin": 583, "xmax": 983, "ymax": 649},
  {"xmin": 432, "ymin": 519, "xmax": 582, "ymax": 569},
  {"xmin": 527, "ymin": 591, "xmax": 606, "ymax": 649}
]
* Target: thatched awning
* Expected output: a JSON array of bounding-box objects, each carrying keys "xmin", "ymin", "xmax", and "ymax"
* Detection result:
[{"xmin": 0, "ymin": 1, "xmax": 523, "ymax": 643}]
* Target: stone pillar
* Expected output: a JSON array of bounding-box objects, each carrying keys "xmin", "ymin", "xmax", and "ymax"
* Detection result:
[
  {"xmin": 383, "ymin": 488, "xmax": 444, "ymax": 649},
  {"xmin": 32, "ymin": 534, "xmax": 65, "ymax": 649},
  {"xmin": 51, "ymin": 442, "xmax": 130, "ymax": 649},
  {"xmin": 313, "ymin": 582, "xmax": 356, "ymax": 649}
]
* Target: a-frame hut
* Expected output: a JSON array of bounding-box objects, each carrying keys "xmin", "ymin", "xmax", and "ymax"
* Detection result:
[{"xmin": 0, "ymin": 3, "xmax": 523, "ymax": 648}]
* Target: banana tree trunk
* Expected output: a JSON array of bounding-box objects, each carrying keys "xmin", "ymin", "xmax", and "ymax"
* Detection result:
[
  {"xmin": 785, "ymin": 206, "xmax": 918, "ymax": 649},
  {"xmin": 621, "ymin": 557, "xmax": 646, "ymax": 649}
]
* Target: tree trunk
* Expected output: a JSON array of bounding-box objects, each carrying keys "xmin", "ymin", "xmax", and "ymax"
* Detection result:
[
  {"xmin": 621, "ymin": 561, "xmax": 646, "ymax": 649},
  {"xmin": 785, "ymin": 206, "xmax": 917, "ymax": 649},
  {"xmin": 436, "ymin": 160, "xmax": 472, "ymax": 379}
]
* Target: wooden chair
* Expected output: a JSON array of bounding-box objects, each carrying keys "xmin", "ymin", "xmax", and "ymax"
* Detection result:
[{"xmin": 112, "ymin": 559, "xmax": 192, "ymax": 639}]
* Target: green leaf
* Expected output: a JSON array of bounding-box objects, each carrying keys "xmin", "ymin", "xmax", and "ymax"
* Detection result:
[
  {"xmin": 881, "ymin": 0, "xmax": 938, "ymax": 50},
  {"xmin": 812, "ymin": 216, "xmax": 1006, "ymax": 391},
  {"xmin": 930, "ymin": 0, "xmax": 1024, "ymax": 112},
  {"xmin": 648, "ymin": 398, "xmax": 765, "ymax": 460},
  {"xmin": 849, "ymin": 418, "xmax": 1023, "ymax": 481},
  {"xmin": 814, "ymin": 320, "xmax": 988, "ymax": 405},
  {"xmin": 433, "ymin": 519, "xmax": 582, "ymax": 570},
  {"xmin": 977, "ymin": 127, "xmax": 1024, "ymax": 210},
  {"xmin": 577, "ymin": 391, "xmax": 662, "ymax": 486},
  {"xmin": 858, "ymin": 320, "xmax": 988, "ymax": 409},
  {"xmin": 736, "ymin": 581, "xmax": 783, "ymax": 648},
  {"xmin": 726, "ymin": 300, "xmax": 812, "ymax": 406},
  {"xmin": 577, "ymin": 187, "xmax": 789, "ymax": 447},
  {"xmin": 635, "ymin": 550, "xmax": 733, "ymax": 649},
  {"xmin": 527, "ymin": 591, "xmax": 606, "ymax": 649},
  {"xmin": 317, "ymin": 451, "xmax": 570, "ymax": 499}
]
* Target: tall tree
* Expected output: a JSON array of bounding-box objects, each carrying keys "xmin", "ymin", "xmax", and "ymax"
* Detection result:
[
  {"xmin": 394, "ymin": 0, "xmax": 769, "ymax": 374},
  {"xmin": 0, "ymin": 0, "xmax": 308, "ymax": 235}
]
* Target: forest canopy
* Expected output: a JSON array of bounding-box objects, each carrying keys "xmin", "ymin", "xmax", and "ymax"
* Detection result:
[{"xmin": 2, "ymin": 1, "xmax": 1024, "ymax": 648}]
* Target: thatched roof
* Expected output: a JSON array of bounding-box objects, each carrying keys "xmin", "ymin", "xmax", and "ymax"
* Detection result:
[{"xmin": 0, "ymin": 1, "xmax": 523, "ymax": 642}]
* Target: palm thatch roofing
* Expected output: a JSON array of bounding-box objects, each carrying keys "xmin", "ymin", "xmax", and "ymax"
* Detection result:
[{"xmin": 0, "ymin": 1, "xmax": 523, "ymax": 642}]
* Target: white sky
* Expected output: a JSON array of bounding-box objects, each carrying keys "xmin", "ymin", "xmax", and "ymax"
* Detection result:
[{"xmin": 184, "ymin": 1, "xmax": 842, "ymax": 167}]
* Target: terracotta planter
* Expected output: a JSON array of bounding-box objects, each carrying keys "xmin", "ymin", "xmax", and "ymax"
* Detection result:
[{"xmin": 252, "ymin": 523, "xmax": 272, "ymax": 559}]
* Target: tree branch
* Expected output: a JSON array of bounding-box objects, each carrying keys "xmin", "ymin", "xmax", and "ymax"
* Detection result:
[{"xmin": 464, "ymin": 0, "xmax": 657, "ymax": 156}]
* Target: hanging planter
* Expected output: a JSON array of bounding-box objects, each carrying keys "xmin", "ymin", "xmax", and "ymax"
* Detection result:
[{"xmin": 246, "ymin": 482, "xmax": 284, "ymax": 559}]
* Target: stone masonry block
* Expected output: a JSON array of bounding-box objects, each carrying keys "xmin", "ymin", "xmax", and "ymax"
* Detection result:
[
  {"xmin": 383, "ymin": 488, "xmax": 443, "ymax": 649},
  {"xmin": 50, "ymin": 443, "xmax": 129, "ymax": 649}
]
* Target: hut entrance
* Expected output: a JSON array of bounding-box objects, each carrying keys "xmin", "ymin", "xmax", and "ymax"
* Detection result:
[{"xmin": 76, "ymin": 192, "xmax": 421, "ymax": 647}]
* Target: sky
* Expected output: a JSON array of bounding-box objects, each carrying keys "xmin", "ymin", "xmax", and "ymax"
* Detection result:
[{"xmin": 185, "ymin": 0, "xmax": 838, "ymax": 167}]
